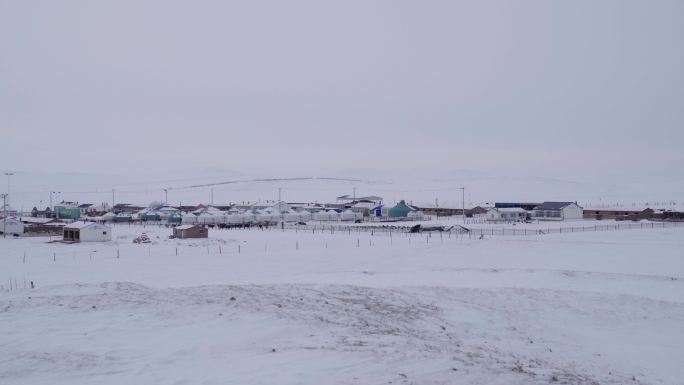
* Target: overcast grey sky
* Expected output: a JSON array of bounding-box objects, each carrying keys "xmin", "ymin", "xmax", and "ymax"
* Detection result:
[{"xmin": 1, "ymin": 0, "xmax": 683, "ymax": 178}]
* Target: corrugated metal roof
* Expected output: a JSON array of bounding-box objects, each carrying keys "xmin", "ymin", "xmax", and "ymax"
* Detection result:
[
  {"xmin": 175, "ymin": 225, "xmax": 198, "ymax": 230},
  {"xmin": 493, "ymin": 207, "xmax": 528, "ymax": 213},
  {"xmin": 534, "ymin": 202, "xmax": 576, "ymax": 210},
  {"xmin": 64, "ymin": 221, "xmax": 108, "ymax": 230}
]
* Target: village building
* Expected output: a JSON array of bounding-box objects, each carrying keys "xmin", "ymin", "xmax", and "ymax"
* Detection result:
[
  {"xmin": 531, "ymin": 202, "xmax": 583, "ymax": 221},
  {"xmin": 495, "ymin": 202, "xmax": 542, "ymax": 211},
  {"xmin": 62, "ymin": 221, "xmax": 112, "ymax": 242},
  {"xmin": 173, "ymin": 225, "xmax": 208, "ymax": 239},
  {"xmin": 486, "ymin": 207, "xmax": 529, "ymax": 222},
  {"xmin": 388, "ymin": 200, "xmax": 415, "ymax": 218},
  {"xmin": 113, "ymin": 203, "xmax": 146, "ymax": 214},
  {"xmin": 583, "ymin": 208, "xmax": 655, "ymax": 221},
  {"xmin": 417, "ymin": 206, "xmax": 489, "ymax": 218},
  {"xmin": 78, "ymin": 204, "xmax": 94, "ymax": 215},
  {"xmin": 18, "ymin": 217, "xmax": 65, "ymax": 236},
  {"xmin": 0, "ymin": 217, "xmax": 25, "ymax": 236},
  {"xmin": 54, "ymin": 202, "xmax": 81, "ymax": 220}
]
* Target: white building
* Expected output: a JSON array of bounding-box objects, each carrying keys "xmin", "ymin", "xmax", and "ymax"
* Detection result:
[
  {"xmin": 486, "ymin": 207, "xmax": 528, "ymax": 222},
  {"xmin": 63, "ymin": 221, "xmax": 112, "ymax": 242},
  {"xmin": 531, "ymin": 202, "xmax": 583, "ymax": 221},
  {"xmin": 0, "ymin": 218, "xmax": 25, "ymax": 236}
]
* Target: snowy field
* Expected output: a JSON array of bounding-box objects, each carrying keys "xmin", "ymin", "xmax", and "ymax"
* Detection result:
[{"xmin": 2, "ymin": 225, "xmax": 684, "ymax": 385}]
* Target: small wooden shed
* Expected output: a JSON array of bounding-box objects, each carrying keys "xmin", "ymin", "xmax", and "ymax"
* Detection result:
[{"xmin": 173, "ymin": 225, "xmax": 208, "ymax": 239}]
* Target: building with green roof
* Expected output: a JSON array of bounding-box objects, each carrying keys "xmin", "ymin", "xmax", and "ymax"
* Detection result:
[{"xmin": 388, "ymin": 200, "xmax": 415, "ymax": 218}]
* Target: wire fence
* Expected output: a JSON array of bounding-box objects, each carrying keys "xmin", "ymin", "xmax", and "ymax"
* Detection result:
[
  {"xmin": 467, "ymin": 221, "xmax": 684, "ymax": 236},
  {"xmin": 281, "ymin": 220, "xmax": 684, "ymax": 237},
  {"xmin": 103, "ymin": 219, "xmax": 684, "ymax": 237}
]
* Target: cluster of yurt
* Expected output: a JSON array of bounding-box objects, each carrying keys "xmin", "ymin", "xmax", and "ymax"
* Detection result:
[
  {"xmin": 171, "ymin": 205, "xmax": 364, "ymax": 225},
  {"xmin": 181, "ymin": 212, "xmax": 198, "ymax": 225},
  {"xmin": 313, "ymin": 209, "xmax": 362, "ymax": 222},
  {"xmin": 177, "ymin": 204, "xmax": 310, "ymax": 225}
]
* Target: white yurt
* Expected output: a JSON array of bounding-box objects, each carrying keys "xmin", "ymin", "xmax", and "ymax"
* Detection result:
[
  {"xmin": 283, "ymin": 210, "xmax": 301, "ymax": 222},
  {"xmin": 239, "ymin": 210, "xmax": 257, "ymax": 223},
  {"xmin": 256, "ymin": 209, "xmax": 276, "ymax": 222},
  {"xmin": 314, "ymin": 210, "xmax": 340, "ymax": 222},
  {"xmin": 226, "ymin": 213, "xmax": 243, "ymax": 224},
  {"xmin": 157, "ymin": 206, "xmax": 179, "ymax": 219},
  {"xmin": 214, "ymin": 212, "xmax": 229, "ymax": 225},
  {"xmin": 196, "ymin": 212, "xmax": 216, "ymax": 225},
  {"xmin": 181, "ymin": 213, "xmax": 198, "ymax": 225},
  {"xmin": 271, "ymin": 201, "xmax": 291, "ymax": 213},
  {"xmin": 339, "ymin": 209, "xmax": 358, "ymax": 222},
  {"xmin": 296, "ymin": 210, "xmax": 313, "ymax": 222}
]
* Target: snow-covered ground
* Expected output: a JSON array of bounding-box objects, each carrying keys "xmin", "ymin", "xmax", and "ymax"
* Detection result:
[{"xmin": 2, "ymin": 225, "xmax": 683, "ymax": 384}]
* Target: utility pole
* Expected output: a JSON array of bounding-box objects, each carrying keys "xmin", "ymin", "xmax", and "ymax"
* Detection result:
[
  {"xmin": 2, "ymin": 173, "xmax": 14, "ymax": 236},
  {"xmin": 163, "ymin": 188, "xmax": 168, "ymax": 204},
  {"xmin": 1, "ymin": 193, "xmax": 7, "ymax": 238},
  {"xmin": 210, "ymin": 188, "xmax": 214, "ymax": 205},
  {"xmin": 112, "ymin": 189, "xmax": 115, "ymax": 210},
  {"xmin": 278, "ymin": 187, "xmax": 283, "ymax": 221},
  {"xmin": 459, "ymin": 187, "xmax": 465, "ymax": 224},
  {"xmin": 4, "ymin": 172, "xmax": 14, "ymax": 207}
]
